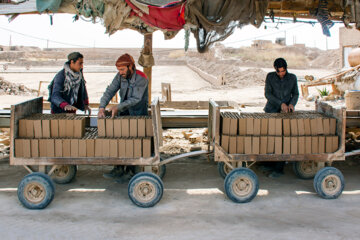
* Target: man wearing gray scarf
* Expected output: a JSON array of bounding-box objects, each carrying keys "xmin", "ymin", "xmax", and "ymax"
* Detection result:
[{"xmin": 48, "ymin": 52, "xmax": 91, "ymax": 115}]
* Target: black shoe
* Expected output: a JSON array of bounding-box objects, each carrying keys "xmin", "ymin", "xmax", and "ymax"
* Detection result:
[
  {"xmin": 103, "ymin": 167, "xmax": 124, "ymax": 179},
  {"xmin": 115, "ymin": 172, "xmax": 133, "ymax": 183}
]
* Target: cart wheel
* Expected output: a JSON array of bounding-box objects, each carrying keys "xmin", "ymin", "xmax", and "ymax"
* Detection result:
[
  {"xmin": 17, "ymin": 172, "xmax": 55, "ymax": 209},
  {"xmin": 224, "ymin": 167, "xmax": 259, "ymax": 203},
  {"xmin": 313, "ymin": 167, "xmax": 344, "ymax": 199},
  {"xmin": 293, "ymin": 161, "xmax": 318, "ymax": 179},
  {"xmin": 128, "ymin": 172, "xmax": 163, "ymax": 208},
  {"xmin": 218, "ymin": 162, "xmax": 232, "ymax": 179},
  {"xmin": 50, "ymin": 165, "xmax": 77, "ymax": 184}
]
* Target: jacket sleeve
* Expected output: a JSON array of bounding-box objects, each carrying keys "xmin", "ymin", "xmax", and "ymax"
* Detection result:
[
  {"xmin": 99, "ymin": 74, "xmax": 121, "ymax": 109},
  {"xmin": 117, "ymin": 77, "xmax": 148, "ymax": 112},
  {"xmin": 51, "ymin": 71, "xmax": 69, "ymax": 108},
  {"xmin": 289, "ymin": 75, "xmax": 299, "ymax": 106},
  {"xmin": 264, "ymin": 73, "xmax": 282, "ymax": 107}
]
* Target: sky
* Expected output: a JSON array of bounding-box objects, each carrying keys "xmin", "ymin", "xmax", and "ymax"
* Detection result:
[{"xmin": 0, "ymin": 14, "xmax": 343, "ymax": 50}]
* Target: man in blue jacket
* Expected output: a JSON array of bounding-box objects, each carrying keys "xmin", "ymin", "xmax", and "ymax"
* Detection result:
[
  {"xmin": 49, "ymin": 52, "xmax": 91, "ymax": 115},
  {"xmin": 98, "ymin": 53, "xmax": 149, "ymax": 181},
  {"xmin": 263, "ymin": 58, "xmax": 299, "ymax": 178}
]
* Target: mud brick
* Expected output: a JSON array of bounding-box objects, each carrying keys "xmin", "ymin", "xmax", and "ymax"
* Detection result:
[
  {"xmin": 65, "ymin": 118, "xmax": 74, "ymax": 138},
  {"xmin": 58, "ymin": 119, "xmax": 67, "ymax": 138},
  {"xmin": 316, "ymin": 118, "xmax": 324, "ymax": 135},
  {"xmin": 121, "ymin": 118, "xmax": 130, "ymax": 137},
  {"xmin": 260, "ymin": 136, "xmax": 267, "ymax": 154},
  {"xmin": 330, "ymin": 118, "xmax": 336, "ymax": 135},
  {"xmin": 252, "ymin": 137, "xmax": 260, "ymax": 154},
  {"xmin": 114, "ymin": 119, "xmax": 122, "ymax": 137},
  {"xmin": 236, "ymin": 136, "xmax": 244, "ymax": 154},
  {"xmin": 332, "ymin": 136, "xmax": 339, "ymax": 152},
  {"xmin": 97, "ymin": 118, "xmax": 106, "ymax": 137},
  {"xmin": 260, "ymin": 119, "xmax": 268, "ymax": 136},
  {"xmin": 23, "ymin": 139, "xmax": 31, "ymax": 158},
  {"xmin": 15, "ymin": 139, "xmax": 23, "ymax": 157},
  {"xmin": 142, "ymin": 138, "xmax": 151, "ymax": 158},
  {"xmin": 246, "ymin": 118, "xmax": 254, "ymax": 135},
  {"xmin": 290, "ymin": 119, "xmax": 298, "ymax": 136},
  {"xmin": 283, "ymin": 137, "xmax": 291, "ymax": 154},
  {"xmin": 33, "ymin": 120, "xmax": 42, "ymax": 138},
  {"xmin": 253, "ymin": 119, "xmax": 261, "ymax": 136},
  {"xmin": 221, "ymin": 135, "xmax": 229, "ymax": 153},
  {"xmin": 19, "ymin": 119, "xmax": 27, "ymax": 138},
  {"xmin": 229, "ymin": 136, "xmax": 237, "ymax": 154},
  {"xmin": 290, "ymin": 137, "xmax": 297, "ymax": 154},
  {"xmin": 70, "ymin": 139, "xmax": 79, "ymax": 157},
  {"xmin": 39, "ymin": 139, "xmax": 47, "ymax": 157},
  {"xmin": 109, "ymin": 139, "xmax": 118, "ymax": 158},
  {"xmin": 129, "ymin": 119, "xmax": 138, "ymax": 137},
  {"xmin": 31, "ymin": 139, "xmax": 39, "ymax": 157},
  {"xmin": 46, "ymin": 139, "xmax": 55, "ymax": 157},
  {"xmin": 137, "ymin": 118, "xmax": 146, "ymax": 137},
  {"xmin": 305, "ymin": 136, "xmax": 312, "ymax": 154},
  {"xmin": 238, "ymin": 118, "xmax": 246, "ymax": 135},
  {"xmin": 267, "ymin": 136, "xmax": 275, "ymax": 154},
  {"xmin": 50, "ymin": 119, "xmax": 59, "ymax": 138},
  {"xmin": 311, "ymin": 136, "xmax": 319, "ymax": 154},
  {"xmin": 268, "ymin": 118, "xmax": 276, "ymax": 135},
  {"xmin": 323, "ymin": 118, "xmax": 330, "ymax": 135},
  {"xmin": 222, "ymin": 117, "xmax": 230, "ymax": 135},
  {"xmin": 125, "ymin": 139, "xmax": 134, "ymax": 158},
  {"xmin": 118, "ymin": 139, "xmax": 126, "ymax": 158},
  {"xmin": 134, "ymin": 139, "xmax": 142, "ymax": 158},
  {"xmin": 318, "ymin": 136, "xmax": 325, "ymax": 153},
  {"xmin": 74, "ymin": 118, "xmax": 86, "ymax": 138},
  {"xmin": 102, "ymin": 139, "xmax": 110, "ymax": 157},
  {"xmin": 297, "ymin": 119, "xmax": 305, "ymax": 136},
  {"xmin": 283, "ymin": 119, "xmax": 290, "ymax": 136},
  {"xmin": 275, "ymin": 119, "xmax": 282, "ymax": 136},
  {"xmin": 55, "ymin": 139, "xmax": 62, "ymax": 157},
  {"xmin": 105, "ymin": 118, "xmax": 114, "ymax": 138},
  {"xmin": 63, "ymin": 139, "xmax": 71, "ymax": 157},
  {"xmin": 229, "ymin": 118, "xmax": 237, "ymax": 136},
  {"xmin": 304, "ymin": 119, "xmax": 311, "ymax": 135},
  {"xmin": 274, "ymin": 137, "xmax": 282, "ymax": 154},
  {"xmin": 298, "ymin": 137, "xmax": 305, "ymax": 154},
  {"xmin": 25, "ymin": 120, "xmax": 34, "ymax": 138},
  {"xmin": 244, "ymin": 137, "xmax": 252, "ymax": 154},
  {"xmin": 78, "ymin": 140, "xmax": 86, "ymax": 157},
  {"xmin": 95, "ymin": 139, "xmax": 102, "ymax": 157},
  {"xmin": 86, "ymin": 139, "xmax": 95, "ymax": 157},
  {"xmin": 310, "ymin": 119, "xmax": 318, "ymax": 135},
  {"xmin": 42, "ymin": 119, "xmax": 51, "ymax": 138},
  {"xmin": 145, "ymin": 118, "xmax": 153, "ymax": 137},
  {"xmin": 325, "ymin": 136, "xmax": 333, "ymax": 153}
]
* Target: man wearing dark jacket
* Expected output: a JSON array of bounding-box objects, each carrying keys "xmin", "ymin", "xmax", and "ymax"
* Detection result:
[
  {"xmin": 98, "ymin": 53, "xmax": 149, "ymax": 181},
  {"xmin": 263, "ymin": 58, "xmax": 299, "ymax": 178},
  {"xmin": 49, "ymin": 52, "xmax": 91, "ymax": 115}
]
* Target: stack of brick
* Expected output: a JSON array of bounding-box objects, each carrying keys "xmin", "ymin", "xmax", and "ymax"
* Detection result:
[
  {"xmin": 15, "ymin": 114, "xmax": 154, "ymax": 158},
  {"xmin": 220, "ymin": 111, "xmax": 339, "ymax": 155}
]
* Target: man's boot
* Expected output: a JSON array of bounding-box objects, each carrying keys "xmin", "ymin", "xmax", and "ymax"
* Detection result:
[{"xmin": 103, "ymin": 166, "xmax": 124, "ymax": 179}]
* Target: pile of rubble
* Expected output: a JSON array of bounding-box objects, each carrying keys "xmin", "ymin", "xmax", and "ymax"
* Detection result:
[
  {"xmin": 0, "ymin": 77, "xmax": 37, "ymax": 95},
  {"xmin": 0, "ymin": 128, "xmax": 10, "ymax": 159}
]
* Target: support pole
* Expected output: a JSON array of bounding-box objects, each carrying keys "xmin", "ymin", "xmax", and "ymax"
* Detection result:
[{"xmin": 143, "ymin": 34, "xmax": 153, "ymax": 103}]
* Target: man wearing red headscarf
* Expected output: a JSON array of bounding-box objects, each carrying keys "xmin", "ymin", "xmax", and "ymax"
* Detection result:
[
  {"xmin": 98, "ymin": 53, "xmax": 149, "ymax": 118},
  {"xmin": 98, "ymin": 53, "xmax": 149, "ymax": 181}
]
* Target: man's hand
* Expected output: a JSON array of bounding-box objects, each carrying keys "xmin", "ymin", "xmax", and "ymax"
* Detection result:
[
  {"xmin": 110, "ymin": 106, "xmax": 118, "ymax": 118},
  {"xmin": 84, "ymin": 105, "xmax": 91, "ymax": 116},
  {"xmin": 289, "ymin": 104, "xmax": 295, "ymax": 112},
  {"xmin": 281, "ymin": 103, "xmax": 289, "ymax": 113},
  {"xmin": 64, "ymin": 105, "xmax": 77, "ymax": 112},
  {"xmin": 98, "ymin": 108, "xmax": 106, "ymax": 118}
]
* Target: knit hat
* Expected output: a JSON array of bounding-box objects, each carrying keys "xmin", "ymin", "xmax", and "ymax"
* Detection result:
[{"xmin": 115, "ymin": 53, "xmax": 135, "ymax": 68}]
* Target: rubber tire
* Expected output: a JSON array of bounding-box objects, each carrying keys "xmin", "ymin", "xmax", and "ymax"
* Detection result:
[
  {"xmin": 224, "ymin": 167, "xmax": 259, "ymax": 203},
  {"xmin": 50, "ymin": 165, "xmax": 77, "ymax": 184},
  {"xmin": 292, "ymin": 161, "xmax": 317, "ymax": 180},
  {"xmin": 17, "ymin": 172, "xmax": 55, "ymax": 209},
  {"xmin": 218, "ymin": 162, "xmax": 232, "ymax": 179},
  {"xmin": 313, "ymin": 167, "xmax": 344, "ymax": 199},
  {"xmin": 128, "ymin": 172, "xmax": 163, "ymax": 208}
]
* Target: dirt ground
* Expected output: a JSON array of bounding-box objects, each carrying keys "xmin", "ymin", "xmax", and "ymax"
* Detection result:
[{"xmin": 1, "ymin": 156, "xmax": 360, "ymax": 239}]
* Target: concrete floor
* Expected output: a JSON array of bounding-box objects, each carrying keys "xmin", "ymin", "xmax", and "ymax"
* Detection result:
[{"xmin": 1, "ymin": 156, "xmax": 360, "ymax": 239}]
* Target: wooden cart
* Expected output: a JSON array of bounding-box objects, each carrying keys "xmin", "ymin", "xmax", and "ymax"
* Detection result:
[
  {"xmin": 208, "ymin": 99, "xmax": 347, "ymax": 203},
  {"xmin": 10, "ymin": 97, "xmax": 166, "ymax": 209}
]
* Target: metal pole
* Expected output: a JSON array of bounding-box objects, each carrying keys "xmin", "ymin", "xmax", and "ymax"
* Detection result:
[{"xmin": 143, "ymin": 34, "xmax": 153, "ymax": 103}]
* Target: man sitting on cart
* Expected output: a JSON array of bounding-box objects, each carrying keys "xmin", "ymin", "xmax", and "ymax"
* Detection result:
[
  {"xmin": 263, "ymin": 57, "xmax": 299, "ymax": 178},
  {"xmin": 98, "ymin": 53, "xmax": 149, "ymax": 182},
  {"xmin": 48, "ymin": 52, "xmax": 91, "ymax": 115}
]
